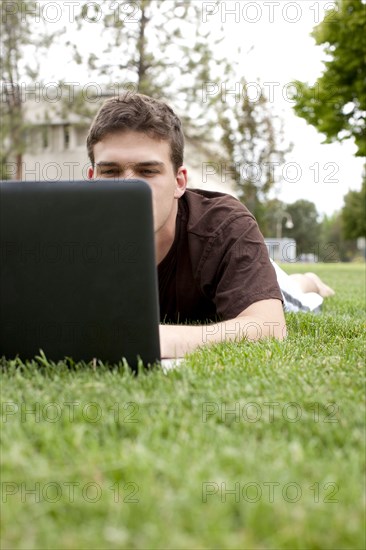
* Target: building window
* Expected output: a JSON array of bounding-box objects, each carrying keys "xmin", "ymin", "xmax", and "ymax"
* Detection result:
[
  {"xmin": 26, "ymin": 127, "xmax": 41, "ymax": 152},
  {"xmin": 42, "ymin": 126, "xmax": 49, "ymax": 149},
  {"xmin": 63, "ymin": 125, "xmax": 70, "ymax": 150}
]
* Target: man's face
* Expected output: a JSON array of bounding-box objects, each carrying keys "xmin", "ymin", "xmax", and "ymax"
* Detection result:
[{"xmin": 88, "ymin": 131, "xmax": 187, "ymax": 236}]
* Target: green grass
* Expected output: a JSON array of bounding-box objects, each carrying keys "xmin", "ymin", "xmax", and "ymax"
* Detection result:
[{"xmin": 1, "ymin": 263, "xmax": 365, "ymax": 549}]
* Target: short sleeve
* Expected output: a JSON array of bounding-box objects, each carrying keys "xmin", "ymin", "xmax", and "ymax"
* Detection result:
[{"xmin": 205, "ymin": 214, "xmax": 283, "ymax": 320}]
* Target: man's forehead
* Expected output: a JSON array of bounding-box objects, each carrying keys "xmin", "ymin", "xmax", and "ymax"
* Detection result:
[
  {"xmin": 93, "ymin": 131, "xmax": 171, "ymax": 161},
  {"xmin": 95, "ymin": 130, "xmax": 170, "ymax": 148}
]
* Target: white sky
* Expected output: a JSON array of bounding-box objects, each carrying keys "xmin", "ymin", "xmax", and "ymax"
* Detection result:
[{"xmin": 33, "ymin": 0, "xmax": 364, "ymax": 216}]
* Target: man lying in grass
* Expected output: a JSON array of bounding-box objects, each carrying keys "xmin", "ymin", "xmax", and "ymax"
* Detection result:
[{"xmin": 86, "ymin": 92, "xmax": 334, "ymax": 358}]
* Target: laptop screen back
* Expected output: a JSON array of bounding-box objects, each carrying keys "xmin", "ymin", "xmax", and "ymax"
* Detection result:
[{"xmin": 0, "ymin": 179, "xmax": 161, "ymax": 367}]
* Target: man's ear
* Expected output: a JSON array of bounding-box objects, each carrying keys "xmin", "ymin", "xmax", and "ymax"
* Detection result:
[
  {"xmin": 174, "ymin": 166, "xmax": 188, "ymax": 198},
  {"xmin": 87, "ymin": 166, "xmax": 94, "ymax": 180}
]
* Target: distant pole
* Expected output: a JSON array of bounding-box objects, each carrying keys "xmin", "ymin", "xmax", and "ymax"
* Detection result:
[
  {"xmin": 276, "ymin": 213, "xmax": 294, "ymax": 239},
  {"xmin": 276, "ymin": 219, "xmax": 282, "ymax": 240}
]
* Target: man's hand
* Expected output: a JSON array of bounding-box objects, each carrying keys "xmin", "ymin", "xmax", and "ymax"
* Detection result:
[{"xmin": 159, "ymin": 299, "xmax": 286, "ymax": 358}]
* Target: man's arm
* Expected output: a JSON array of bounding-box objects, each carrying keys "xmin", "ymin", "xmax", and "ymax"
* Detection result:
[{"xmin": 159, "ymin": 298, "xmax": 286, "ymax": 358}]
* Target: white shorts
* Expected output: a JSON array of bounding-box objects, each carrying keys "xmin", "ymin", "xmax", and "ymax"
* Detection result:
[{"xmin": 270, "ymin": 259, "xmax": 323, "ymax": 313}]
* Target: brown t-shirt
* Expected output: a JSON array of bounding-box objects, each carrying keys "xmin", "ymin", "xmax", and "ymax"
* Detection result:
[{"xmin": 158, "ymin": 189, "xmax": 282, "ymax": 324}]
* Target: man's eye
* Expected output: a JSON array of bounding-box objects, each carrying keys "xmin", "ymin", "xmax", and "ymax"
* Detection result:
[
  {"xmin": 100, "ymin": 169, "xmax": 117, "ymax": 176},
  {"xmin": 141, "ymin": 169, "xmax": 159, "ymax": 176}
]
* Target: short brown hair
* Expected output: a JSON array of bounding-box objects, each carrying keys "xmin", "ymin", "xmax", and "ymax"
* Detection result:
[{"xmin": 86, "ymin": 92, "xmax": 184, "ymax": 173}]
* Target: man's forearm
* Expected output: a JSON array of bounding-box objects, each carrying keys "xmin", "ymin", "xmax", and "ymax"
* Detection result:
[{"xmin": 159, "ymin": 315, "xmax": 286, "ymax": 359}]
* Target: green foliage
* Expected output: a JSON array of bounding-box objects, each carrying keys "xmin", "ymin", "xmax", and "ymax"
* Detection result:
[
  {"xmin": 284, "ymin": 199, "xmax": 321, "ymax": 254},
  {"xmin": 342, "ymin": 175, "xmax": 366, "ymax": 239},
  {"xmin": 260, "ymin": 198, "xmax": 284, "ymax": 237},
  {"xmin": 318, "ymin": 210, "xmax": 359, "ymax": 262},
  {"xmin": 292, "ymin": 0, "xmax": 366, "ymax": 156}
]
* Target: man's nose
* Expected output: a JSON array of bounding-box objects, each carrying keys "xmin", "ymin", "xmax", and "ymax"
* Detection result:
[
  {"xmin": 124, "ymin": 172, "xmax": 135, "ymax": 179},
  {"xmin": 123, "ymin": 165, "xmax": 137, "ymax": 179}
]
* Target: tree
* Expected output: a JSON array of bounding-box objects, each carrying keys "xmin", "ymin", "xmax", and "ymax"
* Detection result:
[
  {"xmin": 283, "ymin": 200, "xmax": 321, "ymax": 255},
  {"xmin": 71, "ymin": 0, "xmax": 226, "ymax": 138},
  {"xmin": 292, "ymin": 0, "xmax": 366, "ymax": 156},
  {"xmin": 319, "ymin": 211, "xmax": 358, "ymax": 261},
  {"xmin": 218, "ymin": 77, "xmax": 291, "ymax": 223},
  {"xmin": 260, "ymin": 198, "xmax": 291, "ymax": 238},
  {"xmin": 0, "ymin": 0, "xmax": 60, "ymax": 178},
  {"xmin": 342, "ymin": 175, "xmax": 366, "ymax": 239}
]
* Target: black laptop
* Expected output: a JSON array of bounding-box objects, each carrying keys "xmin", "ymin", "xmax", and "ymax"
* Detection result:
[{"xmin": 0, "ymin": 179, "xmax": 161, "ymax": 368}]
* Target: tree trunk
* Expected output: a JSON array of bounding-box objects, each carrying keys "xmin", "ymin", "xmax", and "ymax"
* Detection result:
[
  {"xmin": 16, "ymin": 153, "xmax": 22, "ymax": 180},
  {"xmin": 137, "ymin": 4, "xmax": 147, "ymax": 89}
]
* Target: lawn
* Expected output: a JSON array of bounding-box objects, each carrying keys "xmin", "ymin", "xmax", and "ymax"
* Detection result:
[{"xmin": 1, "ymin": 263, "xmax": 365, "ymax": 549}]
